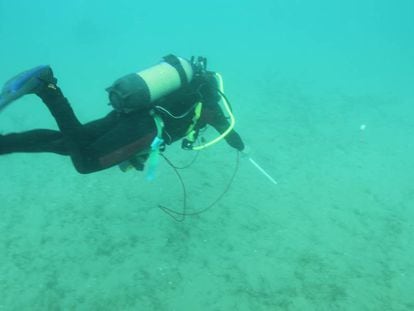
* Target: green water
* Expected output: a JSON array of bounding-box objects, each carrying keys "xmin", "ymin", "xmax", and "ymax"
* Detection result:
[{"xmin": 0, "ymin": 0, "xmax": 413, "ymax": 310}]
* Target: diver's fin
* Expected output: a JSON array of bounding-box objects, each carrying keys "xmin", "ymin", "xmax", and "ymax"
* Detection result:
[{"xmin": 0, "ymin": 65, "xmax": 56, "ymax": 112}]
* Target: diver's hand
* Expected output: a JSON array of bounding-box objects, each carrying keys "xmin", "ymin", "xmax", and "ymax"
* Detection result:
[{"xmin": 239, "ymin": 145, "xmax": 251, "ymax": 158}]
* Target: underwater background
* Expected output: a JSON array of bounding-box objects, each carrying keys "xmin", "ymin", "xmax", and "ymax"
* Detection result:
[{"xmin": 0, "ymin": 0, "xmax": 413, "ymax": 310}]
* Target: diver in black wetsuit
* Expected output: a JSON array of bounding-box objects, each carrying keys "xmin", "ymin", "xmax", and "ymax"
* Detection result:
[{"xmin": 0, "ymin": 55, "xmax": 244, "ymax": 174}]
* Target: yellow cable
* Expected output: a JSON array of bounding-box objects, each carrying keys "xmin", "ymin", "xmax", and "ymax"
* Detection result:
[{"xmin": 192, "ymin": 73, "xmax": 236, "ymax": 151}]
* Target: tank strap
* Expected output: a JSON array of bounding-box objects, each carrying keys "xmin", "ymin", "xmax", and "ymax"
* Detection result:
[
  {"xmin": 163, "ymin": 54, "xmax": 189, "ymax": 85},
  {"xmin": 146, "ymin": 111, "xmax": 166, "ymax": 180},
  {"xmin": 152, "ymin": 112, "xmax": 164, "ymax": 139}
]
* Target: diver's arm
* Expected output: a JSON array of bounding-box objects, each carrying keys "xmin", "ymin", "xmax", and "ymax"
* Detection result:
[
  {"xmin": 201, "ymin": 103, "xmax": 245, "ymax": 151},
  {"xmin": 196, "ymin": 72, "xmax": 244, "ymax": 151}
]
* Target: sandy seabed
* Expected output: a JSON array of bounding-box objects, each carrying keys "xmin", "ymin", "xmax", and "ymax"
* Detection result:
[{"xmin": 1, "ymin": 85, "xmax": 413, "ymax": 311}]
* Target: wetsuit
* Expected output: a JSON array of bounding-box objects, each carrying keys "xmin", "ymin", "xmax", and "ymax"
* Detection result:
[{"xmin": 0, "ymin": 72, "xmax": 244, "ymax": 174}]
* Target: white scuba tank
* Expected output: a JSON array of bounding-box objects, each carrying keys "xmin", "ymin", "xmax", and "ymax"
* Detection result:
[{"xmin": 106, "ymin": 55, "xmax": 194, "ymax": 113}]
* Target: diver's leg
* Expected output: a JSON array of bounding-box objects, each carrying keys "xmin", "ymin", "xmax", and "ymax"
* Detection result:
[
  {"xmin": 37, "ymin": 85, "xmax": 83, "ymax": 140},
  {"xmin": 1, "ymin": 66, "xmax": 122, "ymax": 173},
  {"xmin": 35, "ymin": 85, "xmax": 105, "ymax": 173},
  {"xmin": 0, "ymin": 130, "xmax": 69, "ymax": 155}
]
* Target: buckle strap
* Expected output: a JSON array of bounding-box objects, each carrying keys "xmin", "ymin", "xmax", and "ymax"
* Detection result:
[
  {"xmin": 163, "ymin": 54, "xmax": 189, "ymax": 86},
  {"xmin": 146, "ymin": 110, "xmax": 166, "ymax": 180},
  {"xmin": 150, "ymin": 110, "xmax": 165, "ymax": 139}
]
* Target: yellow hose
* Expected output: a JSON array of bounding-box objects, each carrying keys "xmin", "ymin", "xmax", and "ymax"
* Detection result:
[{"xmin": 192, "ymin": 73, "xmax": 236, "ymax": 150}]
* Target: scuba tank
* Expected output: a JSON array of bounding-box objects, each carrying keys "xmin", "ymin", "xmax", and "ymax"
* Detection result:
[{"xmin": 106, "ymin": 54, "xmax": 194, "ymax": 113}]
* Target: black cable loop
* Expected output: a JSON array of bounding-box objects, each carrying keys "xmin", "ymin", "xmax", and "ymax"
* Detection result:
[{"xmin": 157, "ymin": 151, "xmax": 240, "ymax": 221}]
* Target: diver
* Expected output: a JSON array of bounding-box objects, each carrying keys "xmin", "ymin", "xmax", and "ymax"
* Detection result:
[{"xmin": 0, "ymin": 55, "xmax": 245, "ymax": 174}]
